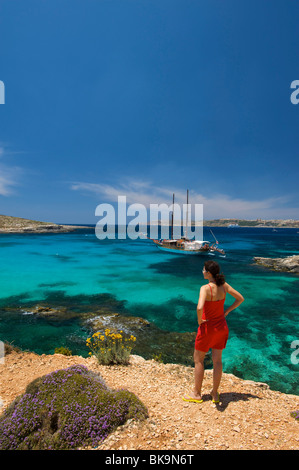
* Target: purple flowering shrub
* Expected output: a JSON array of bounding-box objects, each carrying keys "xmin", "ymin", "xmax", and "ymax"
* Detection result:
[{"xmin": 0, "ymin": 365, "xmax": 148, "ymax": 450}]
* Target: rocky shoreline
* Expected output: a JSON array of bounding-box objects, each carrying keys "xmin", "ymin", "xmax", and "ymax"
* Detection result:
[
  {"xmin": 0, "ymin": 225, "xmax": 87, "ymax": 233},
  {"xmin": 0, "ymin": 350, "xmax": 298, "ymax": 450},
  {"xmin": 253, "ymin": 255, "xmax": 299, "ymax": 273},
  {"xmin": 0, "ymin": 215, "xmax": 90, "ymax": 233},
  {"xmin": 5, "ymin": 302, "xmax": 197, "ymax": 366}
]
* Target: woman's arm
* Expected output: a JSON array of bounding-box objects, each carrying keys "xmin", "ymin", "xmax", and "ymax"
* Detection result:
[
  {"xmin": 197, "ymin": 285, "xmax": 207, "ymax": 325},
  {"xmin": 224, "ymin": 283, "xmax": 244, "ymax": 317}
]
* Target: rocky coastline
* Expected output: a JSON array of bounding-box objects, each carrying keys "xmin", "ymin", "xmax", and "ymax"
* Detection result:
[
  {"xmin": 253, "ymin": 255, "xmax": 299, "ymax": 273},
  {"xmin": 5, "ymin": 302, "xmax": 197, "ymax": 366},
  {"xmin": 0, "ymin": 215, "xmax": 90, "ymax": 233}
]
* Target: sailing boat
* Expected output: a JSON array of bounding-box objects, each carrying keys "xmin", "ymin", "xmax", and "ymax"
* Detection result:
[{"xmin": 152, "ymin": 190, "xmax": 212, "ymax": 255}]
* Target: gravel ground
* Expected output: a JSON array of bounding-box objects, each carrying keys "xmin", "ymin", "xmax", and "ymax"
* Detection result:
[{"xmin": 0, "ymin": 351, "xmax": 298, "ymax": 450}]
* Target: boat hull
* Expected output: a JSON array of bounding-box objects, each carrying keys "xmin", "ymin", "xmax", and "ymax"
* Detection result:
[{"xmin": 155, "ymin": 244, "xmax": 208, "ymax": 255}]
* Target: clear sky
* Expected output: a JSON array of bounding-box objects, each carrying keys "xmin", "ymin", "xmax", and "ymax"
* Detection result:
[{"xmin": 0, "ymin": 0, "xmax": 299, "ymax": 223}]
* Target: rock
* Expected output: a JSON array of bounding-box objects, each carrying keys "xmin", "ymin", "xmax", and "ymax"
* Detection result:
[
  {"xmin": 85, "ymin": 312, "xmax": 150, "ymax": 334},
  {"xmin": 244, "ymin": 380, "xmax": 270, "ymax": 389},
  {"xmin": 29, "ymin": 304, "xmax": 75, "ymax": 320},
  {"xmin": 253, "ymin": 255, "xmax": 299, "ymax": 273}
]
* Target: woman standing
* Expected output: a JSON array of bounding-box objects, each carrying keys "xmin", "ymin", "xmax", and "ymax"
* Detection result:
[{"xmin": 183, "ymin": 260, "xmax": 244, "ymax": 404}]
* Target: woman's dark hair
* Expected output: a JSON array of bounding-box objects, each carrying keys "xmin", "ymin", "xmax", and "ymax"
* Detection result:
[{"xmin": 204, "ymin": 260, "xmax": 225, "ymax": 286}]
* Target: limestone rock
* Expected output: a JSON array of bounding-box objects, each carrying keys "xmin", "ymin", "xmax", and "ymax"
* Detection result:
[{"xmin": 253, "ymin": 255, "xmax": 299, "ymax": 273}]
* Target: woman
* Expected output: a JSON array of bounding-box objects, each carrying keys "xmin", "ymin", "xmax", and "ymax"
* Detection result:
[{"xmin": 183, "ymin": 260, "xmax": 244, "ymax": 404}]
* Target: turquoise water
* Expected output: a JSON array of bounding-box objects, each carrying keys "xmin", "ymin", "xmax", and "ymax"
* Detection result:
[{"xmin": 0, "ymin": 226, "xmax": 298, "ymax": 395}]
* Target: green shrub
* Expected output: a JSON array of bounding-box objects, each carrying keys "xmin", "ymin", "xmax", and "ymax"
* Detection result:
[
  {"xmin": 86, "ymin": 329, "xmax": 136, "ymax": 365},
  {"xmin": 152, "ymin": 353, "xmax": 164, "ymax": 363},
  {"xmin": 54, "ymin": 346, "xmax": 72, "ymax": 356},
  {"xmin": 0, "ymin": 365, "xmax": 148, "ymax": 450}
]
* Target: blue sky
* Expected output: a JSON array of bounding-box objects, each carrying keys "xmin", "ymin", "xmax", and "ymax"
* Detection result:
[{"xmin": 0, "ymin": 0, "xmax": 299, "ymax": 223}]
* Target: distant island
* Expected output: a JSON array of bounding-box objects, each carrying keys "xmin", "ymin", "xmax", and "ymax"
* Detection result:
[
  {"xmin": 1, "ymin": 215, "xmax": 299, "ymax": 233},
  {"xmin": 202, "ymin": 218, "xmax": 299, "ymax": 228},
  {"xmin": 0, "ymin": 215, "xmax": 89, "ymax": 233},
  {"xmin": 151, "ymin": 218, "xmax": 299, "ymax": 228}
]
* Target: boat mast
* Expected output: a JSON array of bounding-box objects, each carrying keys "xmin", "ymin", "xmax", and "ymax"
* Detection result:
[
  {"xmin": 171, "ymin": 193, "xmax": 174, "ymax": 240},
  {"xmin": 185, "ymin": 189, "xmax": 189, "ymax": 240},
  {"xmin": 210, "ymin": 229, "xmax": 218, "ymax": 244}
]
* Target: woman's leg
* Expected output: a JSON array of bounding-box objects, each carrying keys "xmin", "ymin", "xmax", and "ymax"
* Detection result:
[
  {"xmin": 211, "ymin": 348, "xmax": 223, "ymax": 400},
  {"xmin": 193, "ymin": 349, "xmax": 206, "ymax": 397}
]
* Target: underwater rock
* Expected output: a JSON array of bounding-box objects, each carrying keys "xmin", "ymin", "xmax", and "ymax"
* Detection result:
[
  {"xmin": 4, "ymin": 301, "xmax": 198, "ymax": 367},
  {"xmin": 84, "ymin": 311, "xmax": 150, "ymax": 334},
  {"xmin": 26, "ymin": 304, "xmax": 80, "ymax": 321},
  {"xmin": 32, "ymin": 305, "xmax": 63, "ymax": 315},
  {"xmin": 82, "ymin": 310, "xmax": 197, "ymax": 366}
]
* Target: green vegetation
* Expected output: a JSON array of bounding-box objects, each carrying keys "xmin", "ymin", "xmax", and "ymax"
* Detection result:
[
  {"xmin": 86, "ymin": 329, "xmax": 136, "ymax": 365},
  {"xmin": 152, "ymin": 353, "xmax": 164, "ymax": 363},
  {"xmin": 54, "ymin": 346, "xmax": 73, "ymax": 356}
]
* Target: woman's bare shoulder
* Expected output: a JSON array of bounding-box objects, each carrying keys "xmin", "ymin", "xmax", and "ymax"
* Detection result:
[
  {"xmin": 199, "ymin": 284, "xmax": 209, "ymax": 295},
  {"xmin": 200, "ymin": 284, "xmax": 210, "ymax": 292}
]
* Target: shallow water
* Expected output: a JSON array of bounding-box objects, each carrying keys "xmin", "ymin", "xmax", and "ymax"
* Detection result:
[{"xmin": 0, "ymin": 226, "xmax": 298, "ymax": 394}]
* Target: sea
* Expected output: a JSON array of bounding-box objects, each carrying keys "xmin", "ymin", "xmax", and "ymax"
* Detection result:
[{"xmin": 0, "ymin": 225, "xmax": 298, "ymax": 395}]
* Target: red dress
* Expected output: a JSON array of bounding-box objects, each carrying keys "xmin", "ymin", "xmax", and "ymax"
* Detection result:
[{"xmin": 195, "ymin": 284, "xmax": 229, "ymax": 352}]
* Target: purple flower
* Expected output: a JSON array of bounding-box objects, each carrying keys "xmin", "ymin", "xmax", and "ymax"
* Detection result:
[{"xmin": 0, "ymin": 365, "xmax": 148, "ymax": 450}]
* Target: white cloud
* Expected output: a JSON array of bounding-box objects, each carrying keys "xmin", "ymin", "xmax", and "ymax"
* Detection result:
[{"xmin": 70, "ymin": 179, "xmax": 298, "ymax": 220}]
